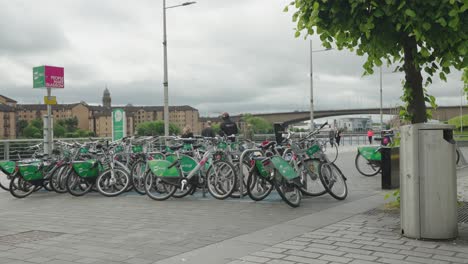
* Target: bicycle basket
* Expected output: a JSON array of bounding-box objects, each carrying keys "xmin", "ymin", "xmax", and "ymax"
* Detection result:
[
  {"xmin": 0, "ymin": 161, "xmax": 16, "ymax": 175},
  {"xmin": 358, "ymin": 147, "xmax": 381, "ymax": 161},
  {"xmin": 72, "ymin": 160, "xmax": 100, "ymax": 178},
  {"xmin": 18, "ymin": 162, "xmax": 43, "ymax": 181},
  {"xmin": 132, "ymin": 145, "xmax": 144, "ymax": 153},
  {"xmin": 306, "ymin": 145, "xmax": 321, "ymax": 158}
]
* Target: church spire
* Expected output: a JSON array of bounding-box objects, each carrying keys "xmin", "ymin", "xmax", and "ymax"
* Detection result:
[{"xmin": 103, "ymin": 85, "xmax": 111, "ymax": 108}]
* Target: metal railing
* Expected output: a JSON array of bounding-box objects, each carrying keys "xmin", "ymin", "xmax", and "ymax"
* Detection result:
[{"xmin": 0, "ymin": 138, "xmax": 111, "ymax": 161}]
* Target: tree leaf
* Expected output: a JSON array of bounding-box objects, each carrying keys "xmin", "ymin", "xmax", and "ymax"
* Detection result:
[
  {"xmin": 283, "ymin": 6, "xmax": 289, "ymax": 12},
  {"xmin": 405, "ymin": 9, "xmax": 416, "ymax": 17},
  {"xmin": 422, "ymin": 22, "xmax": 431, "ymax": 31},
  {"xmin": 436, "ymin": 17, "xmax": 447, "ymax": 27},
  {"xmin": 294, "ymin": 31, "xmax": 300, "ymax": 38}
]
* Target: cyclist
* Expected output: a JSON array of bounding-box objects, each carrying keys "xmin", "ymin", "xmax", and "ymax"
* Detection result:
[{"xmin": 219, "ymin": 112, "xmax": 238, "ymax": 141}]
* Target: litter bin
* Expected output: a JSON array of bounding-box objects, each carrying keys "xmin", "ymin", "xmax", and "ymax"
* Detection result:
[
  {"xmin": 381, "ymin": 147, "xmax": 399, "ymax": 189},
  {"xmin": 274, "ymin": 123, "xmax": 286, "ymax": 144},
  {"xmin": 400, "ymin": 124, "xmax": 457, "ymax": 239}
]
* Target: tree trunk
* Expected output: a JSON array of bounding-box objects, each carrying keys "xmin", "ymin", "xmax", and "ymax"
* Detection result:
[{"xmin": 402, "ymin": 35, "xmax": 427, "ymax": 124}]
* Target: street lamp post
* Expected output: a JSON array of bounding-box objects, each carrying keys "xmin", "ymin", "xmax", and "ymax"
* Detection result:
[
  {"xmin": 309, "ymin": 39, "xmax": 332, "ymax": 130},
  {"xmin": 162, "ymin": 0, "xmax": 196, "ymax": 136},
  {"xmin": 380, "ymin": 66, "xmax": 383, "ymax": 131}
]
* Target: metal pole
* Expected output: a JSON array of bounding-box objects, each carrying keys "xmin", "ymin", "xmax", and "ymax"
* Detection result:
[
  {"xmin": 461, "ymin": 87, "xmax": 463, "ymax": 133},
  {"xmin": 309, "ymin": 39, "xmax": 314, "ymax": 131},
  {"xmin": 46, "ymin": 88, "xmax": 52, "ymax": 154},
  {"xmin": 380, "ymin": 66, "xmax": 383, "ymax": 131},
  {"xmin": 163, "ymin": 0, "xmax": 169, "ymax": 136}
]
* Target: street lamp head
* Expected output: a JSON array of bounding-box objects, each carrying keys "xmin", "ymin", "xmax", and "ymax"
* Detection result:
[{"xmin": 182, "ymin": 1, "xmax": 196, "ymax": 6}]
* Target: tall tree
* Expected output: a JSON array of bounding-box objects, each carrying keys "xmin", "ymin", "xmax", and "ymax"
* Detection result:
[
  {"xmin": 287, "ymin": 0, "xmax": 467, "ymax": 123},
  {"xmin": 136, "ymin": 121, "xmax": 181, "ymax": 136}
]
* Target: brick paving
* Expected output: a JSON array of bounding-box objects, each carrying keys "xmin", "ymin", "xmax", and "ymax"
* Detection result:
[
  {"xmin": 0, "ymin": 150, "xmax": 467, "ymax": 264},
  {"xmin": 228, "ymin": 210, "xmax": 468, "ymax": 264}
]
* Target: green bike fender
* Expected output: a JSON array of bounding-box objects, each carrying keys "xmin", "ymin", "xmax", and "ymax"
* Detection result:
[
  {"xmin": 271, "ymin": 156, "xmax": 299, "ymax": 180},
  {"xmin": 166, "ymin": 154, "xmax": 197, "ymax": 174},
  {"xmin": 0, "ymin": 161, "xmax": 16, "ymax": 175},
  {"xmin": 255, "ymin": 160, "xmax": 270, "ymax": 178},
  {"xmin": 358, "ymin": 147, "xmax": 381, "ymax": 161},
  {"xmin": 147, "ymin": 160, "xmax": 179, "ymax": 177}
]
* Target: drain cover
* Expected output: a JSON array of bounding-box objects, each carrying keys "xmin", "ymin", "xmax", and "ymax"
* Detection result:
[
  {"xmin": 363, "ymin": 202, "xmax": 468, "ymax": 223},
  {"xmin": 0, "ymin": 230, "xmax": 65, "ymax": 245},
  {"xmin": 459, "ymin": 202, "xmax": 468, "ymax": 223}
]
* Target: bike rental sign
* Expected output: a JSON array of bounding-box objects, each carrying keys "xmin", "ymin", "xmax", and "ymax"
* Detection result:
[{"xmin": 33, "ymin": 66, "xmax": 64, "ymax": 88}]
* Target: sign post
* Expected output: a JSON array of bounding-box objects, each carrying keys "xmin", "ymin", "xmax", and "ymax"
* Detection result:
[
  {"xmin": 33, "ymin": 66, "xmax": 64, "ymax": 155},
  {"xmin": 112, "ymin": 109, "xmax": 126, "ymax": 141}
]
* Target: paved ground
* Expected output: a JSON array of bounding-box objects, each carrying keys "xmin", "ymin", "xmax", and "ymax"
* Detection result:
[{"xmin": 0, "ymin": 147, "xmax": 466, "ymax": 264}]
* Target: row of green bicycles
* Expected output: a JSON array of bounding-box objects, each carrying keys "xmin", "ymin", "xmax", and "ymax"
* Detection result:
[{"xmin": 0, "ymin": 123, "xmax": 347, "ymax": 207}]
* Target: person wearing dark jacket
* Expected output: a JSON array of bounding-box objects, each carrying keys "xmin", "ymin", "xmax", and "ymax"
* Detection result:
[
  {"xmin": 201, "ymin": 121, "xmax": 216, "ymax": 138},
  {"xmin": 219, "ymin": 112, "xmax": 238, "ymax": 140}
]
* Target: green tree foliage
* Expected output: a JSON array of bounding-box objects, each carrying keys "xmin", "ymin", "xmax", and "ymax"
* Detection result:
[
  {"xmin": 212, "ymin": 124, "xmax": 221, "ymax": 135},
  {"xmin": 54, "ymin": 123, "xmax": 66, "ymax": 138},
  {"xmin": 136, "ymin": 121, "xmax": 181, "ymax": 136},
  {"xmin": 30, "ymin": 119, "xmax": 43, "ymax": 129},
  {"xmin": 17, "ymin": 120, "xmax": 29, "ymax": 137},
  {"xmin": 242, "ymin": 114, "xmax": 273, "ymax": 133},
  {"xmin": 23, "ymin": 125, "xmax": 42, "ymax": 139},
  {"xmin": 287, "ymin": 0, "xmax": 467, "ymax": 124},
  {"xmin": 57, "ymin": 117, "xmax": 79, "ymax": 133}
]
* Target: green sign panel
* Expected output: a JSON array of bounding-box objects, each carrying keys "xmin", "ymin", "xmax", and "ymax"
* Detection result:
[
  {"xmin": 112, "ymin": 109, "xmax": 126, "ymax": 141},
  {"xmin": 33, "ymin": 66, "xmax": 45, "ymax": 88}
]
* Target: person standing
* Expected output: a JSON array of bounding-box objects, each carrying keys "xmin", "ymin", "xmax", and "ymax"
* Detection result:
[
  {"xmin": 181, "ymin": 125, "xmax": 194, "ymax": 138},
  {"xmin": 335, "ymin": 128, "xmax": 342, "ymax": 146},
  {"xmin": 201, "ymin": 121, "xmax": 215, "ymax": 138},
  {"xmin": 219, "ymin": 112, "xmax": 238, "ymax": 140},
  {"xmin": 367, "ymin": 128, "xmax": 374, "ymax": 144}
]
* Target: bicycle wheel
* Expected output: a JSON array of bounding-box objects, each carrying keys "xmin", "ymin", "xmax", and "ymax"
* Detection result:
[
  {"xmin": 299, "ymin": 159, "xmax": 327, "ymax": 196},
  {"xmin": 206, "ymin": 160, "xmax": 236, "ymax": 200},
  {"xmin": 355, "ymin": 153, "xmax": 381, "ymax": 176},
  {"xmin": 50, "ymin": 164, "xmax": 69, "ymax": 193},
  {"xmin": 274, "ymin": 176, "xmax": 302, "ymax": 208},
  {"xmin": 9, "ymin": 175, "xmax": 35, "ymax": 198},
  {"xmin": 246, "ymin": 168, "xmax": 273, "ymax": 201},
  {"xmin": 130, "ymin": 160, "xmax": 147, "ymax": 195},
  {"xmin": 144, "ymin": 171, "xmax": 177, "ymax": 201},
  {"xmin": 0, "ymin": 171, "xmax": 13, "ymax": 191},
  {"xmin": 96, "ymin": 168, "xmax": 130, "ymax": 197},
  {"xmin": 319, "ymin": 162, "xmax": 348, "ymax": 200},
  {"xmin": 66, "ymin": 170, "xmax": 94, "ymax": 197},
  {"xmin": 324, "ymin": 141, "xmax": 338, "ymax": 163}
]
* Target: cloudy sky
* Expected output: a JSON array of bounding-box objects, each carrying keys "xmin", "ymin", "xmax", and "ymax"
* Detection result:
[{"xmin": 0, "ymin": 0, "xmax": 464, "ymax": 117}]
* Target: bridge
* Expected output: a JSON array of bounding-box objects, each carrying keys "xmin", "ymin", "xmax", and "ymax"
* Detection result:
[{"xmin": 229, "ymin": 106, "xmax": 467, "ymax": 125}]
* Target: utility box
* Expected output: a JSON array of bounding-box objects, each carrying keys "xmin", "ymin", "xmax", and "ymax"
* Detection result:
[
  {"xmin": 274, "ymin": 123, "xmax": 286, "ymax": 144},
  {"xmin": 381, "ymin": 147, "xmax": 400, "ymax": 189},
  {"xmin": 400, "ymin": 124, "xmax": 458, "ymax": 239}
]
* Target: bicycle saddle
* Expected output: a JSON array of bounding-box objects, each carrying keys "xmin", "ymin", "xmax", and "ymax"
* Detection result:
[{"xmin": 168, "ymin": 144, "xmax": 184, "ymax": 151}]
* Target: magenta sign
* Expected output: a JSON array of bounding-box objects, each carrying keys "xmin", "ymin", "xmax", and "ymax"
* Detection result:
[
  {"xmin": 33, "ymin": 65, "xmax": 64, "ymax": 88},
  {"xmin": 45, "ymin": 66, "xmax": 64, "ymax": 88}
]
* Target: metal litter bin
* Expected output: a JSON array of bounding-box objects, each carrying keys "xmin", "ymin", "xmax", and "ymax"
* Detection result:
[
  {"xmin": 381, "ymin": 147, "xmax": 400, "ymax": 189},
  {"xmin": 400, "ymin": 124, "xmax": 457, "ymax": 239}
]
